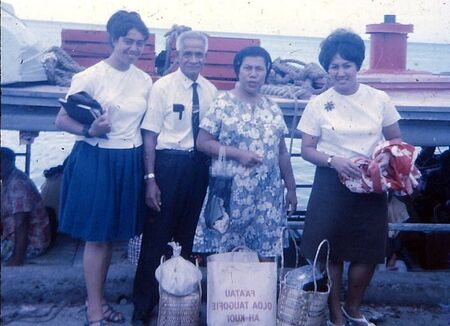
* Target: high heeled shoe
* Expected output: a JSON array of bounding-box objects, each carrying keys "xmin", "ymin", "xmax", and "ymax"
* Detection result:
[{"xmin": 341, "ymin": 306, "xmax": 376, "ymax": 326}]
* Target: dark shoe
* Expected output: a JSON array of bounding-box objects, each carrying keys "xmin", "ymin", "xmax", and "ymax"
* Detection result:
[{"xmin": 132, "ymin": 304, "xmax": 155, "ymax": 326}]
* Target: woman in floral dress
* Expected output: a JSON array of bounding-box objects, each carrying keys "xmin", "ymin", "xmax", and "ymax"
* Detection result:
[{"xmin": 193, "ymin": 46, "xmax": 297, "ymax": 258}]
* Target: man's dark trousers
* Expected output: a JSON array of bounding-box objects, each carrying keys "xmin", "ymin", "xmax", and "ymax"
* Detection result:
[{"xmin": 132, "ymin": 150, "xmax": 209, "ymax": 322}]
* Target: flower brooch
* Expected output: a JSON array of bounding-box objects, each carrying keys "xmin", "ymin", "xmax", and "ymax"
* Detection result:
[{"xmin": 324, "ymin": 101, "xmax": 335, "ymax": 112}]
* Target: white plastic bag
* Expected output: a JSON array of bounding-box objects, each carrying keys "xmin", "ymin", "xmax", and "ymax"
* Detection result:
[
  {"xmin": 210, "ymin": 146, "xmax": 235, "ymax": 177},
  {"xmin": 155, "ymin": 242, "xmax": 202, "ymax": 296}
]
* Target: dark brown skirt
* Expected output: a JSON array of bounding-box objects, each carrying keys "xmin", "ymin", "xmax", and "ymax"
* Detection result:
[{"xmin": 300, "ymin": 167, "xmax": 388, "ymax": 264}]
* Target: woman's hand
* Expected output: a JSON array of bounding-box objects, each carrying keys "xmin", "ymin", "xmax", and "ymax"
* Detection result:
[
  {"xmin": 285, "ymin": 189, "xmax": 298, "ymax": 216},
  {"xmin": 374, "ymin": 152, "xmax": 390, "ymax": 171},
  {"xmin": 330, "ymin": 156, "xmax": 361, "ymax": 179},
  {"xmin": 238, "ymin": 150, "xmax": 262, "ymax": 168},
  {"xmin": 88, "ymin": 112, "xmax": 111, "ymax": 137}
]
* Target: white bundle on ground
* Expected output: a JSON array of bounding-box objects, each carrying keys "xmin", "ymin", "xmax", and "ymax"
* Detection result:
[{"xmin": 155, "ymin": 242, "xmax": 202, "ymax": 296}]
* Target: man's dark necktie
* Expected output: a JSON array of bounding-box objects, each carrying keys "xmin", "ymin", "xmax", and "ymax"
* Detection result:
[{"xmin": 192, "ymin": 82, "xmax": 200, "ymax": 148}]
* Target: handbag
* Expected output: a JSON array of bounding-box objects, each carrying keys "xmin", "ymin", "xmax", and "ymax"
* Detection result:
[
  {"xmin": 207, "ymin": 247, "xmax": 277, "ymax": 326},
  {"xmin": 59, "ymin": 91, "xmax": 103, "ymax": 125},
  {"xmin": 204, "ymin": 146, "xmax": 234, "ymax": 234},
  {"xmin": 277, "ymin": 239, "xmax": 331, "ymax": 326}
]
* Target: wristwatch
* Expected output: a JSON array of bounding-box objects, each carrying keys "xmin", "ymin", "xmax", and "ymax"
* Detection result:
[
  {"xmin": 82, "ymin": 125, "xmax": 92, "ymax": 138},
  {"xmin": 327, "ymin": 155, "xmax": 334, "ymax": 168},
  {"xmin": 144, "ymin": 173, "xmax": 155, "ymax": 180}
]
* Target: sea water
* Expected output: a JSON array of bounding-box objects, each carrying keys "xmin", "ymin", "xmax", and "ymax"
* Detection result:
[{"xmin": 2, "ymin": 20, "xmax": 449, "ymax": 208}]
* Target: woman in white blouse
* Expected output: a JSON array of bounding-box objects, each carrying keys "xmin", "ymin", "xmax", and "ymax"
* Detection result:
[
  {"xmin": 297, "ymin": 29, "xmax": 401, "ymax": 326},
  {"xmin": 55, "ymin": 10, "xmax": 152, "ymax": 326}
]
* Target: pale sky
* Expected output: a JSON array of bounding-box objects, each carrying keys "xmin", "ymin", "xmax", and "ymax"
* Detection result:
[{"xmin": 4, "ymin": 0, "xmax": 450, "ymax": 43}]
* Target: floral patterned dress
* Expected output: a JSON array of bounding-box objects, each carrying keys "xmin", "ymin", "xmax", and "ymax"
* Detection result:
[
  {"xmin": 193, "ymin": 91, "xmax": 289, "ymax": 257},
  {"xmin": 1, "ymin": 168, "xmax": 51, "ymax": 261}
]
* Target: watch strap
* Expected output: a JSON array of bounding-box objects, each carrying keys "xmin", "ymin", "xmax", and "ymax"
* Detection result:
[
  {"xmin": 327, "ymin": 155, "xmax": 334, "ymax": 168},
  {"xmin": 82, "ymin": 125, "xmax": 92, "ymax": 138}
]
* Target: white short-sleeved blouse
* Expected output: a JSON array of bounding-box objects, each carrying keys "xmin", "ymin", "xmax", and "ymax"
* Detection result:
[
  {"xmin": 297, "ymin": 83, "xmax": 400, "ymax": 159},
  {"xmin": 67, "ymin": 61, "xmax": 153, "ymax": 149}
]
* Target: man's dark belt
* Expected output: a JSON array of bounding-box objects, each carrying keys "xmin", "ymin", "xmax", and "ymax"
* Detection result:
[
  {"xmin": 157, "ymin": 149, "xmax": 196, "ymax": 157},
  {"xmin": 157, "ymin": 149, "xmax": 210, "ymax": 165}
]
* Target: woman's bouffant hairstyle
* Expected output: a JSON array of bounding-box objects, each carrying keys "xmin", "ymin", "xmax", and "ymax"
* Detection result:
[
  {"xmin": 233, "ymin": 46, "xmax": 272, "ymax": 82},
  {"xmin": 319, "ymin": 29, "xmax": 365, "ymax": 71},
  {"xmin": 106, "ymin": 10, "xmax": 150, "ymax": 43}
]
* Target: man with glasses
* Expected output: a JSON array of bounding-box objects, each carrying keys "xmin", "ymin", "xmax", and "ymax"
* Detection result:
[{"xmin": 132, "ymin": 30, "xmax": 217, "ymax": 325}]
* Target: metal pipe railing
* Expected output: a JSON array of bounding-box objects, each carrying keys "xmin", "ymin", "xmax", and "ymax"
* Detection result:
[{"xmin": 287, "ymin": 221, "xmax": 450, "ymax": 233}]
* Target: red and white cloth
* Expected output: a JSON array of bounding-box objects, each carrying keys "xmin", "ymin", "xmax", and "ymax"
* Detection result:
[{"xmin": 340, "ymin": 140, "xmax": 421, "ymax": 195}]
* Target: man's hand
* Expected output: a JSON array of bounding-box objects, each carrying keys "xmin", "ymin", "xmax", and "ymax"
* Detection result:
[{"xmin": 145, "ymin": 180, "xmax": 161, "ymax": 212}]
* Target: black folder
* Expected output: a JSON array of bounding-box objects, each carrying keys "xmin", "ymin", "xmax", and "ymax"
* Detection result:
[{"xmin": 58, "ymin": 91, "xmax": 103, "ymax": 125}]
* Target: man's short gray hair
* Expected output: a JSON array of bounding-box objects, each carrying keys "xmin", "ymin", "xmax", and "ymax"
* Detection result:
[{"xmin": 176, "ymin": 31, "xmax": 209, "ymax": 53}]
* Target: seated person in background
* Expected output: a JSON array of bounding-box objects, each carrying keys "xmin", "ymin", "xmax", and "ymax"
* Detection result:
[
  {"xmin": 1, "ymin": 147, "xmax": 51, "ymax": 266},
  {"xmin": 385, "ymin": 194, "xmax": 410, "ymax": 271},
  {"xmin": 41, "ymin": 160, "xmax": 67, "ymax": 242}
]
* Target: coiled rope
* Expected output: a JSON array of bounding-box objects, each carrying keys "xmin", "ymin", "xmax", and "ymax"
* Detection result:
[
  {"xmin": 262, "ymin": 58, "xmax": 331, "ymax": 100},
  {"xmin": 41, "ymin": 46, "xmax": 85, "ymax": 87}
]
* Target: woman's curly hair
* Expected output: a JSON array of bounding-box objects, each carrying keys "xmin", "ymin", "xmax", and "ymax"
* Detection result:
[
  {"xmin": 319, "ymin": 29, "xmax": 365, "ymax": 71},
  {"xmin": 106, "ymin": 10, "xmax": 149, "ymax": 43}
]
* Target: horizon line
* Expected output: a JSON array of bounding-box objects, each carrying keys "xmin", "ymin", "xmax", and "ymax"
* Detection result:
[{"xmin": 22, "ymin": 18, "xmax": 449, "ymax": 46}]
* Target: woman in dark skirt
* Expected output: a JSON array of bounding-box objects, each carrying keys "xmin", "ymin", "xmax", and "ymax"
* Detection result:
[
  {"xmin": 297, "ymin": 29, "xmax": 402, "ymax": 326},
  {"xmin": 55, "ymin": 11, "xmax": 152, "ymax": 326}
]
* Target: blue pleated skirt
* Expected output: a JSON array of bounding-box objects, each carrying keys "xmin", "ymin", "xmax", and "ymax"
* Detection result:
[{"xmin": 58, "ymin": 141, "xmax": 146, "ymax": 242}]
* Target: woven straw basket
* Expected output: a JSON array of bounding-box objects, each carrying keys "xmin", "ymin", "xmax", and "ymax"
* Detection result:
[
  {"xmin": 157, "ymin": 288, "xmax": 201, "ymax": 326},
  {"xmin": 156, "ymin": 257, "xmax": 202, "ymax": 326},
  {"xmin": 277, "ymin": 239, "xmax": 331, "ymax": 326}
]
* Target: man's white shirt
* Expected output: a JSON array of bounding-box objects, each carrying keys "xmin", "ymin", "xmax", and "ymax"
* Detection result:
[{"xmin": 141, "ymin": 68, "xmax": 217, "ymax": 151}]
